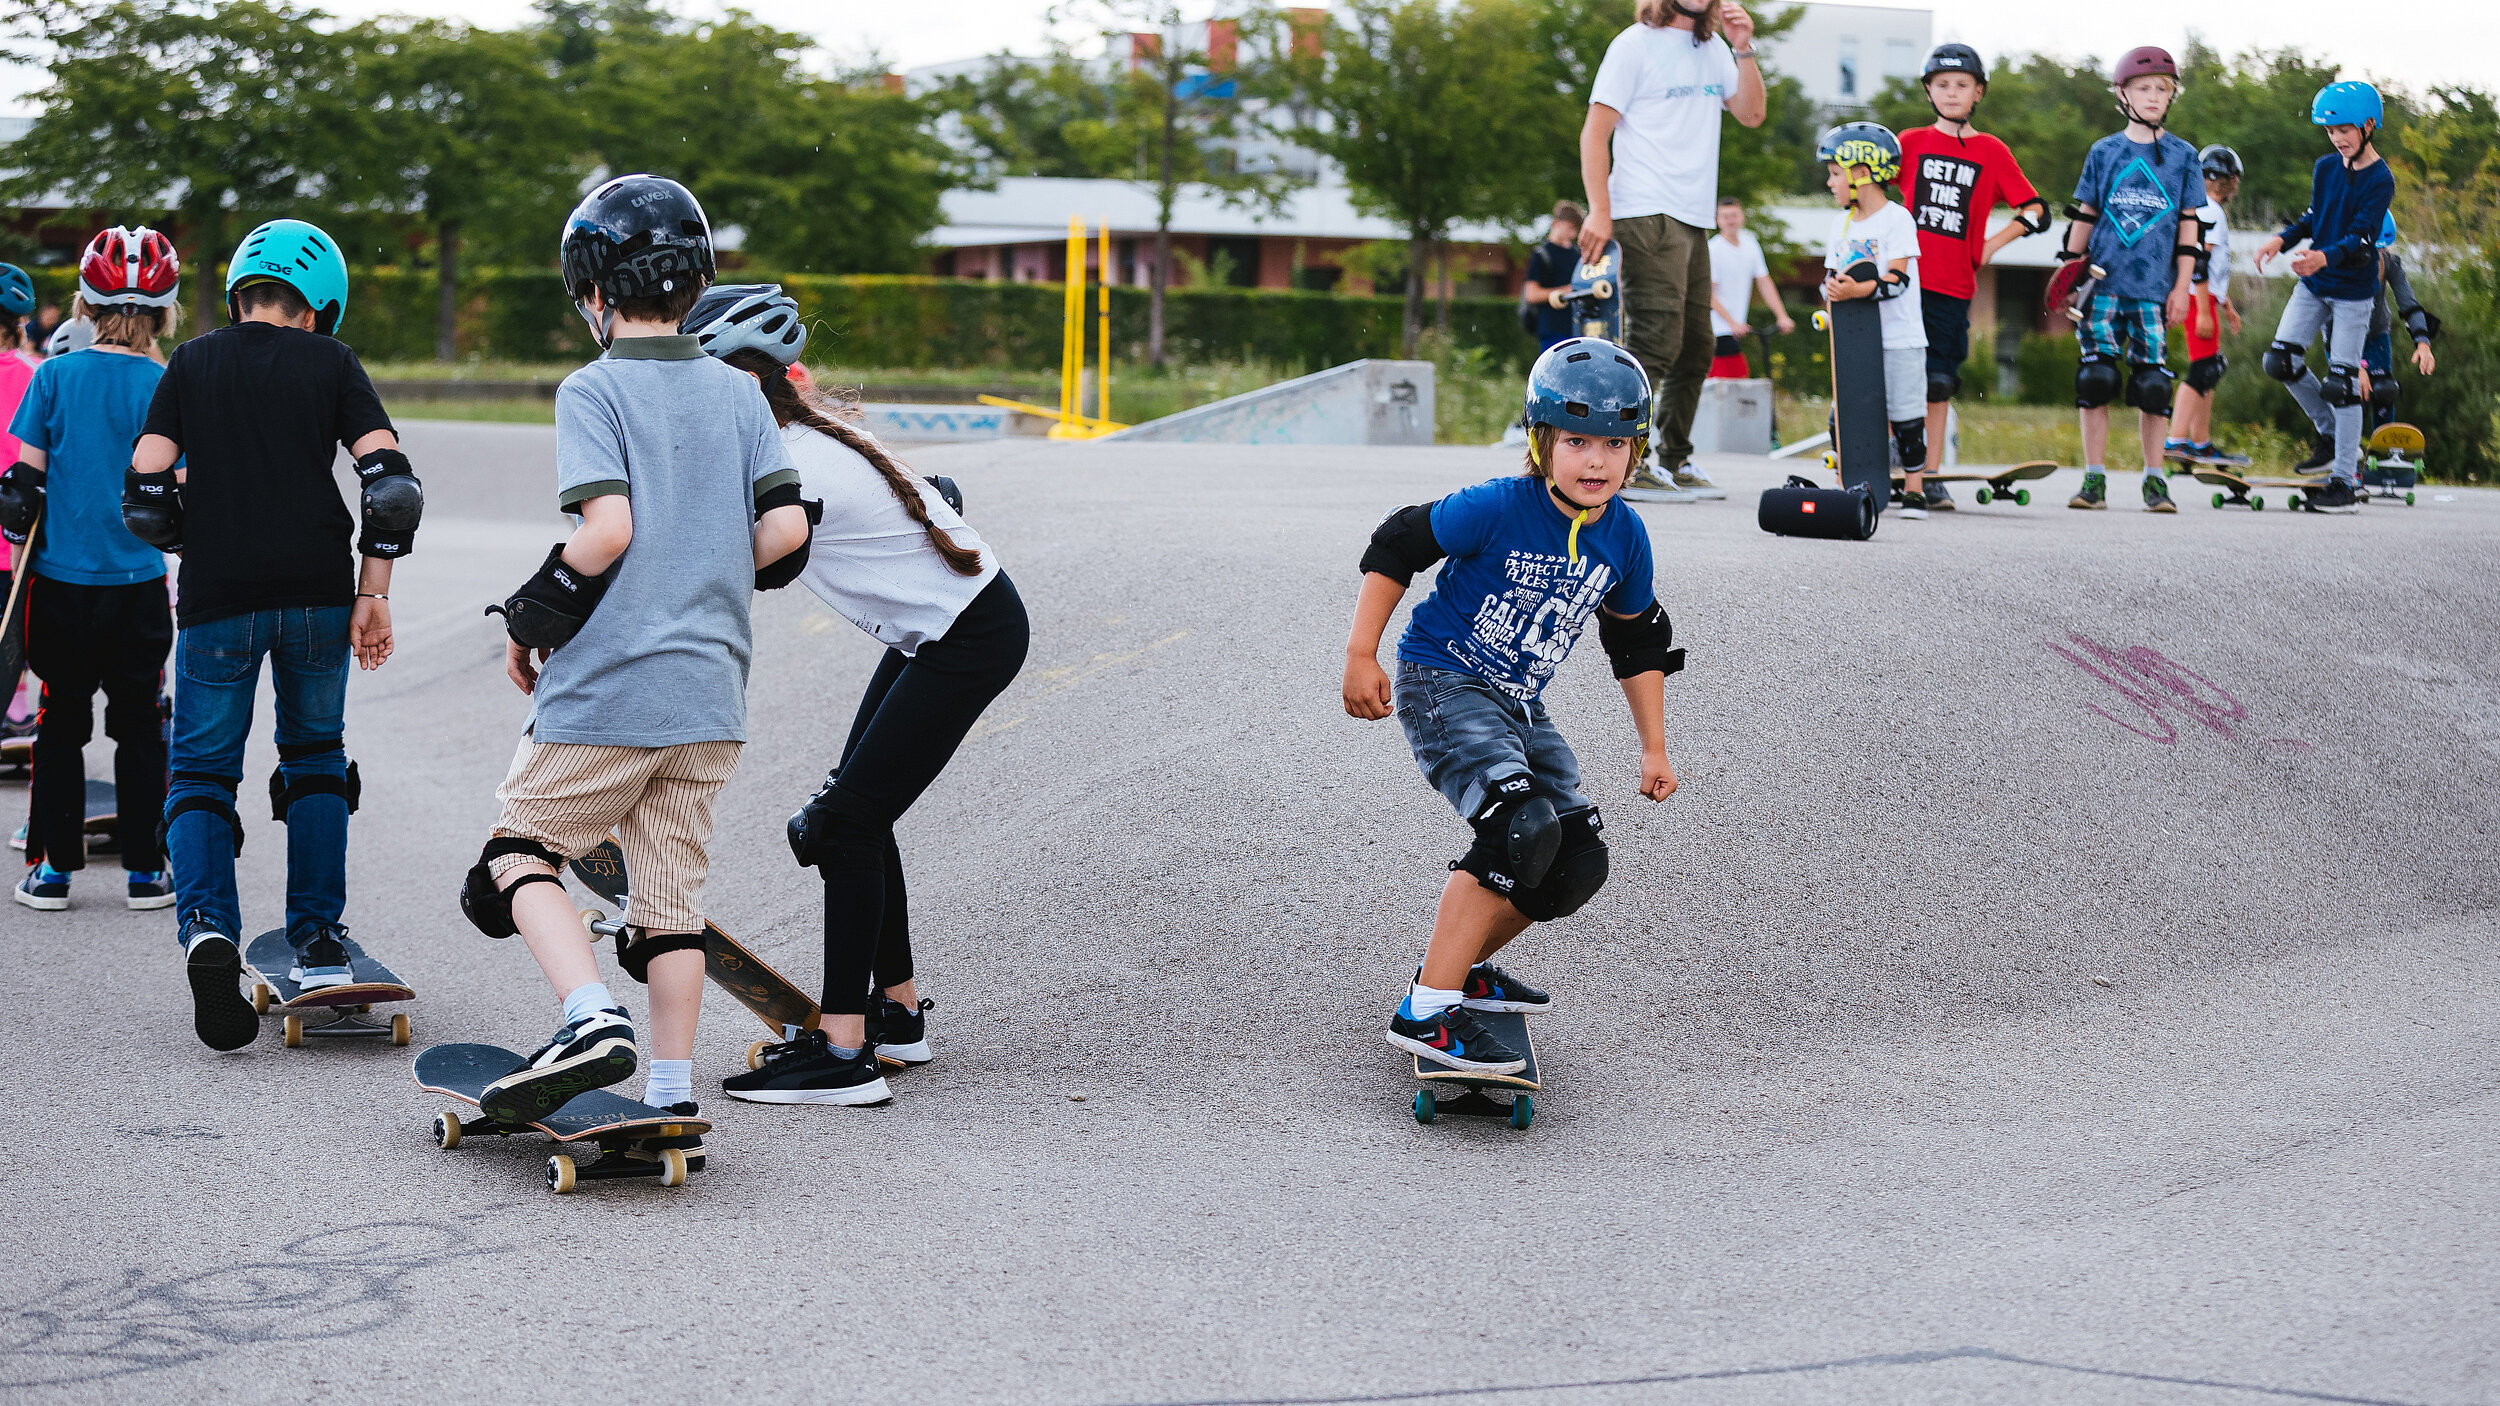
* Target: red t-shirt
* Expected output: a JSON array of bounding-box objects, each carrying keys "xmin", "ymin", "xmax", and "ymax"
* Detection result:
[{"xmin": 1898, "ymin": 127, "xmax": 2039, "ymax": 300}]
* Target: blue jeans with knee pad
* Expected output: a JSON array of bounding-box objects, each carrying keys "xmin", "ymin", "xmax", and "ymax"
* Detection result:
[
  {"xmin": 164, "ymin": 606, "xmax": 351, "ymax": 949},
  {"xmin": 2273, "ymin": 284, "xmax": 2372, "ymax": 481},
  {"xmin": 1393, "ymin": 661, "xmax": 1589, "ymax": 823}
]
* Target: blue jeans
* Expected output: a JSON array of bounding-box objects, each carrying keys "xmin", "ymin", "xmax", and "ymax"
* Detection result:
[
  {"xmin": 1393, "ymin": 660, "xmax": 1588, "ymax": 821},
  {"xmin": 165, "ymin": 607, "xmax": 352, "ymax": 949}
]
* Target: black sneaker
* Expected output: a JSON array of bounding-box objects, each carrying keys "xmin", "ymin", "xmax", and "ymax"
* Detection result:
[
  {"xmin": 1922, "ymin": 479, "xmax": 1956, "ymax": 511},
  {"xmin": 640, "ymin": 1100, "xmax": 706, "ymax": 1174},
  {"xmin": 479, "ymin": 1008, "xmax": 638, "ymax": 1125},
  {"xmin": 2142, "ymin": 473, "xmax": 2178, "ymax": 513},
  {"xmin": 2292, "ymin": 432, "xmax": 2337, "ymax": 472},
  {"xmin": 2068, "ymin": 470, "xmax": 2107, "ymax": 510},
  {"xmin": 870, "ymin": 996, "xmax": 935, "ymax": 1066},
  {"xmin": 1460, "ymin": 964, "xmax": 1553, "ymax": 1014},
  {"xmin": 1387, "ymin": 1002, "xmax": 1528, "ymax": 1074},
  {"xmin": 288, "ymin": 919, "xmax": 354, "ymax": 991},
  {"xmin": 2309, "ymin": 477, "xmax": 2359, "ymax": 511},
  {"xmin": 722, "ymin": 1029, "xmax": 893, "ymax": 1105},
  {"xmin": 182, "ymin": 916, "xmax": 259, "ymax": 1051}
]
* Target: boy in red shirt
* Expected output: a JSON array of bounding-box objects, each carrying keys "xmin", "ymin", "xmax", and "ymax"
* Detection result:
[{"xmin": 1897, "ymin": 44, "xmax": 2048, "ymax": 509}]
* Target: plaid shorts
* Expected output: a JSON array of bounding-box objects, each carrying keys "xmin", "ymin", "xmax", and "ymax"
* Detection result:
[{"xmin": 2077, "ymin": 293, "xmax": 2167, "ymax": 365}]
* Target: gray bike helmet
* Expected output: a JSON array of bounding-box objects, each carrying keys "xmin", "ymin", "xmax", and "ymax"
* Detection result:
[
  {"xmin": 44, "ymin": 317, "xmax": 93, "ymax": 357},
  {"xmin": 681, "ymin": 282, "xmax": 806, "ymax": 365}
]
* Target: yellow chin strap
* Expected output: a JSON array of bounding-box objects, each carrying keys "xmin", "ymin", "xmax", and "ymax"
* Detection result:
[{"xmin": 1547, "ymin": 480, "xmax": 1592, "ymax": 563}]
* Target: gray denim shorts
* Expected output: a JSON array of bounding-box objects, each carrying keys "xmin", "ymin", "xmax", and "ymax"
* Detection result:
[{"xmin": 1394, "ymin": 660, "xmax": 1589, "ymax": 821}]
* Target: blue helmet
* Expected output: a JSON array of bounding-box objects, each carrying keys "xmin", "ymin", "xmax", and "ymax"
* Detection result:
[
  {"xmin": 2378, "ymin": 212, "xmax": 2399, "ymax": 248},
  {"xmin": 2311, "ymin": 80, "xmax": 2383, "ymax": 128},
  {"xmin": 0, "ymin": 264, "xmax": 32, "ymax": 320},
  {"xmin": 225, "ymin": 219, "xmax": 350, "ymax": 336},
  {"xmin": 1524, "ymin": 338, "xmax": 1652, "ymax": 442}
]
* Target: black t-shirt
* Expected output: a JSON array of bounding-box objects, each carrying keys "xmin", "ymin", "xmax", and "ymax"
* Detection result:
[
  {"xmin": 1524, "ymin": 239, "xmax": 1578, "ymax": 342},
  {"xmin": 140, "ymin": 323, "xmax": 393, "ymax": 627}
]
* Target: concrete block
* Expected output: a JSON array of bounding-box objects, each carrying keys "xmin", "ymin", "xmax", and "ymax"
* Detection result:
[{"xmin": 1686, "ymin": 378, "xmax": 1775, "ymax": 455}]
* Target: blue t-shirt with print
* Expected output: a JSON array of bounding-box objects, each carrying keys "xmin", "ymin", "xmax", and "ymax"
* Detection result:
[
  {"xmin": 2072, "ymin": 131, "xmax": 2207, "ymax": 303},
  {"xmin": 1398, "ymin": 475, "xmax": 1656, "ymax": 702},
  {"xmin": 8, "ymin": 348, "xmax": 170, "ymax": 586}
]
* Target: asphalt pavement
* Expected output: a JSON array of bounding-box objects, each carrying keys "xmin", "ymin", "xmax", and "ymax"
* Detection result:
[{"xmin": 2, "ymin": 423, "xmax": 2493, "ymax": 1405}]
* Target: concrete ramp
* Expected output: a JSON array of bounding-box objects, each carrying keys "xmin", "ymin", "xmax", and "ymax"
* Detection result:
[
  {"xmin": 858, "ymin": 403, "xmax": 1012, "ymax": 442},
  {"xmin": 1100, "ymin": 359, "xmax": 1434, "ymax": 445}
]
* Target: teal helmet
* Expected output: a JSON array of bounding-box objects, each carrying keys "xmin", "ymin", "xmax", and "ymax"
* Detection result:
[
  {"xmin": 224, "ymin": 219, "xmax": 349, "ymax": 336},
  {"xmin": 0, "ymin": 263, "xmax": 32, "ymax": 319}
]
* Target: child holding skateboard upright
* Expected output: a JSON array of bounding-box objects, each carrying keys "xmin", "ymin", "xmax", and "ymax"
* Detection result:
[
  {"xmin": 0, "ymin": 230, "xmax": 178, "ymax": 912},
  {"xmin": 128, "ymin": 218, "xmax": 417, "ymax": 1050},
  {"xmin": 1816, "ymin": 122, "xmax": 1934, "ymax": 518},
  {"xmin": 2169, "ymin": 145, "xmax": 2247, "ymax": 466},
  {"xmin": 1898, "ymin": 44, "xmax": 2049, "ymax": 510},
  {"xmin": 1343, "ymin": 338, "xmax": 1679, "ymax": 1074},
  {"xmin": 461, "ymin": 177, "xmax": 810, "ymax": 1129},
  {"xmin": 2361, "ymin": 214, "xmax": 2438, "ymax": 436}
]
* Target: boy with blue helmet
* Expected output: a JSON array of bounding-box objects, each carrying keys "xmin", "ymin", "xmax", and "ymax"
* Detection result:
[
  {"xmin": 128, "ymin": 216, "xmax": 421, "ymax": 1049},
  {"xmin": 1342, "ymin": 338, "xmax": 1681, "ymax": 1075},
  {"xmin": 2252, "ymin": 81, "xmax": 2396, "ymax": 509}
]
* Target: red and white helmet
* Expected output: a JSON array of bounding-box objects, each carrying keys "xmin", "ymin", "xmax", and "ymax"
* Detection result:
[{"xmin": 78, "ymin": 225, "xmax": 180, "ymax": 309}]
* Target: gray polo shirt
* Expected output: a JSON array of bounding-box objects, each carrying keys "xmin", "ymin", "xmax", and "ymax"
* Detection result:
[{"xmin": 530, "ymin": 334, "xmax": 798, "ymax": 747}]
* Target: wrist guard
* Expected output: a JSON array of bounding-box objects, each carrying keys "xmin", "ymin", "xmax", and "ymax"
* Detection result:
[
  {"xmin": 484, "ymin": 543, "xmax": 613, "ymax": 651},
  {"xmin": 121, "ymin": 466, "xmax": 183, "ymax": 552},
  {"xmin": 1596, "ymin": 601, "xmax": 1684, "ymax": 681},
  {"xmin": 0, "ymin": 461, "xmax": 43, "ymax": 546},
  {"xmin": 353, "ymin": 447, "xmax": 423, "ymax": 558}
]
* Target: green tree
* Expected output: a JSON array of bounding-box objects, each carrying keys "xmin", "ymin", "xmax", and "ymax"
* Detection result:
[{"xmin": 2168, "ymin": 41, "xmax": 2344, "ymax": 224}]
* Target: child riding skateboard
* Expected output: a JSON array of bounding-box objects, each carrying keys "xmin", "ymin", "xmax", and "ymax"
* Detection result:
[
  {"xmin": 2169, "ymin": 145, "xmax": 2247, "ymax": 466},
  {"xmin": 1342, "ymin": 338, "xmax": 1680, "ymax": 1076},
  {"xmin": 1816, "ymin": 122, "xmax": 1933, "ymax": 518}
]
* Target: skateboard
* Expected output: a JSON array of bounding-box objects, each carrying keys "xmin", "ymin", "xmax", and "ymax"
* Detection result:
[
  {"xmin": 243, "ymin": 928, "xmax": 415, "ymax": 1048},
  {"xmin": 1812, "ymin": 272, "xmax": 1889, "ymax": 520},
  {"xmin": 413, "ymin": 1042, "xmax": 706, "ymax": 1194},
  {"xmin": 11, "ymin": 779, "xmax": 123, "ymax": 858},
  {"xmin": 2363, "ymin": 422, "xmax": 2422, "ymax": 505},
  {"xmin": 569, "ymin": 838, "xmax": 895, "ymax": 1072},
  {"xmin": 1410, "ymin": 1009, "xmax": 1539, "ymax": 1130},
  {"xmin": 1563, "ymin": 239, "xmax": 1625, "ymax": 345},
  {"xmin": 1888, "ymin": 461, "xmax": 2059, "ymax": 507},
  {"xmin": 2183, "ymin": 467, "xmax": 2332, "ymax": 512},
  {"xmin": 2164, "ymin": 444, "xmax": 2253, "ymax": 469}
]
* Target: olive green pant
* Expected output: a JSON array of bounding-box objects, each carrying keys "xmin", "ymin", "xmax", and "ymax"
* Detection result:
[{"xmin": 1616, "ymin": 213, "xmax": 1716, "ymax": 469}]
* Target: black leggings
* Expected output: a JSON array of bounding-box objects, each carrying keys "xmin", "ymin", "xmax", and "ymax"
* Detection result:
[{"xmin": 818, "ymin": 573, "xmax": 1028, "ymax": 1015}]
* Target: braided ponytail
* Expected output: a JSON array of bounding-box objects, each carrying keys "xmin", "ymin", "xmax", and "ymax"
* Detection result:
[{"xmin": 725, "ymin": 349, "xmax": 984, "ymax": 577}]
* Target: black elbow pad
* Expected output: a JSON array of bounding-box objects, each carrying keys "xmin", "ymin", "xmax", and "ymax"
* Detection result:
[
  {"xmin": 1596, "ymin": 601, "xmax": 1684, "ymax": 681},
  {"xmin": 121, "ymin": 466, "xmax": 184, "ymax": 552},
  {"xmin": 756, "ymin": 530, "xmax": 812, "ymax": 590},
  {"xmin": 1358, "ymin": 502, "xmax": 1444, "ymax": 585},
  {"xmin": 754, "ymin": 481, "xmax": 805, "ymax": 518},
  {"xmin": 354, "ymin": 447, "xmax": 423, "ymax": 558}
]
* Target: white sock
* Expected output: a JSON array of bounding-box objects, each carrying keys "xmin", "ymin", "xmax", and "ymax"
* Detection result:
[
  {"xmin": 1404, "ymin": 983, "xmax": 1464, "ymax": 1020},
  {"xmin": 644, "ymin": 1058, "xmax": 692, "ymax": 1108},
  {"xmin": 560, "ymin": 981, "xmax": 615, "ymax": 1027}
]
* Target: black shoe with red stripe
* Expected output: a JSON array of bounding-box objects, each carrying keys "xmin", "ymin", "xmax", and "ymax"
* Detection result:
[
  {"xmin": 1387, "ymin": 1001, "xmax": 1528, "ymax": 1075},
  {"xmin": 1460, "ymin": 963, "xmax": 1552, "ymax": 1014}
]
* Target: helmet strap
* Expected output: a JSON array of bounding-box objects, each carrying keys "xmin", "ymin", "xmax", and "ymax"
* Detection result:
[{"xmin": 576, "ymin": 295, "xmax": 617, "ymax": 350}]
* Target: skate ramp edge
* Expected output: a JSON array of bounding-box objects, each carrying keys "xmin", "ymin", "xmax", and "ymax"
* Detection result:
[
  {"xmin": 860, "ymin": 403, "xmax": 1014, "ymax": 442},
  {"xmin": 1100, "ymin": 359, "xmax": 1435, "ymax": 446}
]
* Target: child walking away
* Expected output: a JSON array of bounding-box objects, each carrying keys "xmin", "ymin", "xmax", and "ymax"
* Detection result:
[
  {"xmin": 1815, "ymin": 122, "xmax": 1933, "ymax": 519},
  {"xmin": 1344, "ymin": 339, "xmax": 1680, "ymax": 1074},
  {"xmin": 2252, "ymin": 81, "xmax": 2394, "ymax": 511},
  {"xmin": 1899, "ymin": 44, "xmax": 2049, "ymax": 511},
  {"xmin": 0, "ymin": 263, "xmax": 43, "ymax": 750},
  {"xmin": 2060, "ymin": 47, "xmax": 2206, "ymax": 512},
  {"xmin": 462, "ymin": 178, "xmax": 809, "ymax": 1133},
  {"xmin": 130, "ymin": 218, "xmax": 418, "ymax": 1049},
  {"xmin": 1, "ymin": 232, "xmax": 177, "ymax": 911},
  {"xmin": 2170, "ymin": 145, "xmax": 2246, "ymax": 466},
  {"xmin": 679, "ymin": 286, "xmax": 1031, "ymax": 1107},
  {"xmin": 2362, "ymin": 214, "xmax": 2438, "ymax": 435}
]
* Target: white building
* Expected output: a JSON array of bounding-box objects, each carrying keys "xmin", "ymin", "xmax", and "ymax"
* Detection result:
[{"xmin": 1760, "ymin": 2, "xmax": 1935, "ymax": 110}]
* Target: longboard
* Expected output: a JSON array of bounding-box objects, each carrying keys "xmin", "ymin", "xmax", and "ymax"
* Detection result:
[
  {"xmin": 568, "ymin": 838, "xmax": 899, "ymax": 1072},
  {"xmin": 1564, "ymin": 238, "xmax": 1625, "ymax": 345},
  {"xmin": 413, "ymin": 1042, "xmax": 706, "ymax": 1194},
  {"xmin": 2164, "ymin": 444, "xmax": 2252, "ymax": 469},
  {"xmin": 1813, "ymin": 275, "xmax": 1888, "ymax": 519},
  {"xmin": 2184, "ymin": 467, "xmax": 2332, "ymax": 512},
  {"xmin": 1888, "ymin": 460, "xmax": 2059, "ymax": 507},
  {"xmin": 1410, "ymin": 1008, "xmax": 1539, "ymax": 1130},
  {"xmin": 2363, "ymin": 422, "xmax": 2422, "ymax": 505},
  {"xmin": 243, "ymin": 928, "xmax": 414, "ymax": 1048}
]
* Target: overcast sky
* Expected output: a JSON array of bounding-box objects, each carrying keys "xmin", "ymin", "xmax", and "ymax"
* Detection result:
[{"xmin": 0, "ymin": 0, "xmax": 2490, "ymax": 108}]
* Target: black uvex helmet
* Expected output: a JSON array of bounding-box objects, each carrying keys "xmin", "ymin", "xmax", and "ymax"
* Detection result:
[
  {"xmin": 559, "ymin": 173, "xmax": 715, "ymax": 305},
  {"xmin": 1922, "ymin": 43, "xmax": 1986, "ymax": 87}
]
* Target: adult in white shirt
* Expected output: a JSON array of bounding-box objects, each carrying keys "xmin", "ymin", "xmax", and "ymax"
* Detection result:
[
  {"xmin": 1580, "ymin": 0, "xmax": 1768, "ymax": 490},
  {"xmin": 1706, "ymin": 197, "xmax": 1792, "ymax": 378}
]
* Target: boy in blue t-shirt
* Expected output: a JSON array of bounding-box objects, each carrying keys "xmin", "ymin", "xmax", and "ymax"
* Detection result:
[
  {"xmin": 2060, "ymin": 46, "xmax": 2207, "ymax": 512},
  {"xmin": 2252, "ymin": 81, "xmax": 2396, "ymax": 508},
  {"xmin": 1341, "ymin": 338, "xmax": 1681, "ymax": 1075},
  {"xmin": 0, "ymin": 227, "xmax": 180, "ymax": 910}
]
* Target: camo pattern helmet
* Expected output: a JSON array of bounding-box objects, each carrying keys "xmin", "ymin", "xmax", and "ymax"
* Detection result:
[
  {"xmin": 1817, "ymin": 122, "xmax": 1902, "ymax": 186},
  {"xmin": 2198, "ymin": 144, "xmax": 2243, "ymax": 182}
]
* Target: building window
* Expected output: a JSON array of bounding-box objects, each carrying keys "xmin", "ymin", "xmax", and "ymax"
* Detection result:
[
  {"xmin": 1884, "ymin": 38, "xmax": 1916, "ymax": 83},
  {"xmin": 1838, "ymin": 37, "xmax": 1858, "ymax": 99}
]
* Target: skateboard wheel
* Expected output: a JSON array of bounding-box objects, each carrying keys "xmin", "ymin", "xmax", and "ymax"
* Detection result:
[
  {"xmin": 434, "ymin": 1111, "xmax": 461, "ymax": 1150},
  {"xmin": 355, "ymin": 1003, "xmax": 371, "ymax": 1014},
  {"xmin": 745, "ymin": 1039, "xmax": 771, "ymax": 1072},
  {"xmin": 547, "ymin": 1155, "xmax": 577, "ymax": 1194},
  {"xmin": 1974, "ymin": 487, "xmax": 1991, "ymax": 505},
  {"xmin": 391, "ymin": 1013, "xmax": 411, "ymax": 1046},
  {"xmin": 659, "ymin": 1147, "xmax": 688, "ymax": 1188},
  {"xmin": 1510, "ymin": 1095, "xmax": 1535, "ymax": 1131},
  {"xmin": 1412, "ymin": 1091, "xmax": 1436, "ymax": 1125},
  {"xmin": 1811, "ymin": 310, "xmax": 1829, "ymax": 331},
  {"xmin": 251, "ymin": 983, "xmax": 271, "ymax": 1015},
  {"xmin": 2251, "ymin": 495, "xmax": 2265, "ymax": 511},
  {"xmin": 2211, "ymin": 491, "xmax": 2225, "ymax": 509},
  {"xmin": 2013, "ymin": 489, "xmax": 2031, "ymax": 507},
  {"xmin": 579, "ymin": 908, "xmax": 604, "ymax": 940},
  {"xmin": 2405, "ymin": 492, "xmax": 2416, "ymax": 506},
  {"xmin": 282, "ymin": 1014, "xmax": 303, "ymax": 1048}
]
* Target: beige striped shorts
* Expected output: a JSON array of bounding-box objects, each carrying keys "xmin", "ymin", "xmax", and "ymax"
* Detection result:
[{"xmin": 489, "ymin": 738, "xmax": 742, "ymax": 933}]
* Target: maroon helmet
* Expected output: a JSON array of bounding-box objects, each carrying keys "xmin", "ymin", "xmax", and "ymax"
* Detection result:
[{"xmin": 2111, "ymin": 46, "xmax": 2177, "ymax": 86}]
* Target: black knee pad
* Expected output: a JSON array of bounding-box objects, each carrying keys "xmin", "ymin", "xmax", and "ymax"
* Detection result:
[
  {"xmin": 459, "ymin": 835, "xmax": 564, "ymax": 939},
  {"xmin": 2262, "ymin": 341, "xmax": 2308, "ymax": 384},
  {"xmin": 1890, "ymin": 418, "xmax": 1926, "ymax": 471},
  {"xmin": 2318, "ymin": 363, "xmax": 2362, "ymax": 408},
  {"xmin": 166, "ymin": 772, "xmax": 244, "ymax": 856},
  {"xmin": 2185, "ymin": 354, "xmax": 2227, "ymax": 394},
  {"xmin": 1454, "ymin": 775, "xmax": 1559, "ymax": 897},
  {"xmin": 1508, "ymin": 807, "xmax": 1609, "ymax": 922},
  {"xmin": 787, "ymin": 778, "xmax": 891, "ymax": 871},
  {"xmin": 2124, "ymin": 363, "xmax": 2175, "ymax": 417},
  {"xmin": 1926, "ymin": 368, "xmax": 1959, "ymax": 404},
  {"xmin": 618, "ymin": 927, "xmax": 705, "ymax": 985},
  {"xmin": 269, "ymin": 744, "xmax": 361, "ymax": 821},
  {"xmin": 2074, "ymin": 356, "xmax": 2122, "ymax": 409},
  {"xmin": 2367, "ymin": 374, "xmax": 2399, "ymax": 417}
]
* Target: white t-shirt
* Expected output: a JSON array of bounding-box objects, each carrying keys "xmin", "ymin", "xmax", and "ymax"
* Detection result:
[
  {"xmin": 782, "ymin": 423, "xmax": 1000, "ymax": 655},
  {"xmin": 1588, "ymin": 24, "xmax": 1743, "ymax": 228},
  {"xmin": 1822, "ymin": 202, "xmax": 1926, "ymax": 351},
  {"xmin": 1708, "ymin": 229, "xmax": 1769, "ymax": 336},
  {"xmin": 2196, "ymin": 201, "xmax": 2232, "ymax": 301}
]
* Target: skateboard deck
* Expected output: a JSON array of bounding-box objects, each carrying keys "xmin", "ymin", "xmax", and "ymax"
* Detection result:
[
  {"xmin": 1814, "ymin": 277, "xmax": 1889, "ymax": 519},
  {"xmin": 243, "ymin": 928, "xmax": 414, "ymax": 1047},
  {"xmin": 1889, "ymin": 460, "xmax": 2058, "ymax": 507},
  {"xmin": 414, "ymin": 1042, "xmax": 707, "ymax": 1194},
  {"xmin": 2185, "ymin": 467, "xmax": 2331, "ymax": 512},
  {"xmin": 2164, "ymin": 444, "xmax": 2252, "ymax": 469},
  {"xmin": 1564, "ymin": 239, "xmax": 1625, "ymax": 345},
  {"xmin": 1410, "ymin": 1009, "xmax": 1540, "ymax": 1130},
  {"xmin": 2363, "ymin": 422, "xmax": 2422, "ymax": 504}
]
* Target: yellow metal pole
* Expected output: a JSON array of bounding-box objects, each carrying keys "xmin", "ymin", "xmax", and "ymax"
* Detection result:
[
  {"xmin": 1097, "ymin": 221, "xmax": 1112, "ymax": 426},
  {"xmin": 1060, "ymin": 216, "xmax": 1083, "ymax": 427}
]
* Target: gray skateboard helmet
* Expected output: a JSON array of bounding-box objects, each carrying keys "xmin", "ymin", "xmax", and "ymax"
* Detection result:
[{"xmin": 682, "ymin": 283, "xmax": 806, "ymax": 366}]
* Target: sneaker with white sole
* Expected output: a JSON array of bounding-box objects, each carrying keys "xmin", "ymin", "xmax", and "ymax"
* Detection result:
[
  {"xmin": 870, "ymin": 996, "xmax": 935, "ymax": 1066},
  {"xmin": 287, "ymin": 921, "xmax": 355, "ymax": 990},
  {"xmin": 183, "ymin": 916, "xmax": 260, "ymax": 1051},
  {"xmin": 721, "ymin": 1029, "xmax": 893, "ymax": 1105},
  {"xmin": 479, "ymin": 1008, "xmax": 639, "ymax": 1125},
  {"xmin": 15, "ymin": 863, "xmax": 67, "ymax": 910},
  {"xmin": 1459, "ymin": 963, "xmax": 1554, "ymax": 1014},
  {"xmin": 1386, "ymin": 1000, "xmax": 1528, "ymax": 1074},
  {"xmin": 126, "ymin": 870, "xmax": 174, "ymax": 910}
]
